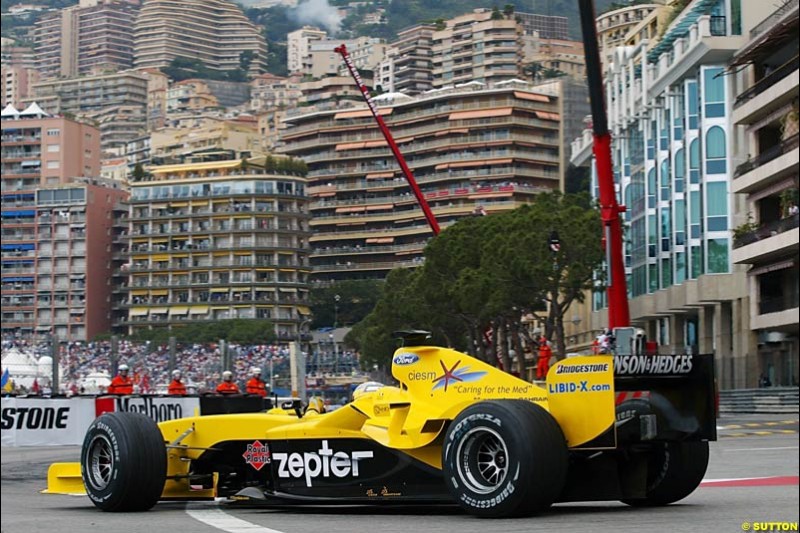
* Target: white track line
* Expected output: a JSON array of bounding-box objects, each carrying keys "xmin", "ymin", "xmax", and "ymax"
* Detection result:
[
  {"xmin": 722, "ymin": 446, "xmax": 799, "ymax": 452},
  {"xmin": 186, "ymin": 505, "xmax": 286, "ymax": 533}
]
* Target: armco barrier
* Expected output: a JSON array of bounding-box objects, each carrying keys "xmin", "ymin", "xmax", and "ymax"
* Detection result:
[
  {"xmin": 719, "ymin": 387, "xmax": 799, "ymax": 415},
  {"xmin": 1, "ymin": 394, "xmax": 271, "ymax": 447}
]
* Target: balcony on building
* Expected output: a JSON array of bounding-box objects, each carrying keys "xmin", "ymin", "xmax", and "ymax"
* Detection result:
[{"xmin": 730, "ymin": 0, "xmax": 798, "ymax": 126}]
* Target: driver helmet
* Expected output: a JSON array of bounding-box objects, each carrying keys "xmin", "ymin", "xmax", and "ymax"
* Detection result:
[
  {"xmin": 250, "ymin": 367, "xmax": 262, "ymax": 377},
  {"xmin": 172, "ymin": 369, "xmax": 181, "ymax": 379},
  {"xmin": 118, "ymin": 364, "xmax": 129, "ymax": 372},
  {"xmin": 222, "ymin": 370, "xmax": 233, "ymax": 380},
  {"xmin": 352, "ymin": 381, "xmax": 385, "ymax": 400}
]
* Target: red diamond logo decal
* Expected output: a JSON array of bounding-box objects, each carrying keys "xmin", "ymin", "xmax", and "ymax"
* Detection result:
[{"xmin": 243, "ymin": 440, "xmax": 271, "ymax": 471}]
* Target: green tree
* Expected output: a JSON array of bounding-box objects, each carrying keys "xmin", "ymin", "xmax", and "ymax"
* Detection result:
[
  {"xmin": 353, "ymin": 193, "xmax": 604, "ymax": 371},
  {"xmin": 310, "ymin": 279, "xmax": 384, "ymax": 329}
]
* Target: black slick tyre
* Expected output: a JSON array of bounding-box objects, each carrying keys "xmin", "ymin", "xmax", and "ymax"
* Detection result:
[
  {"xmin": 622, "ymin": 440, "xmax": 709, "ymax": 506},
  {"xmin": 442, "ymin": 400, "xmax": 568, "ymax": 518},
  {"xmin": 80, "ymin": 412, "xmax": 167, "ymax": 512}
]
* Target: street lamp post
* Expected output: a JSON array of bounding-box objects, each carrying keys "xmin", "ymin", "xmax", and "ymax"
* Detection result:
[{"xmin": 334, "ymin": 294, "xmax": 340, "ymax": 329}]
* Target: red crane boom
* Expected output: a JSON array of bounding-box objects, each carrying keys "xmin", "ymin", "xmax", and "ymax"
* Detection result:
[
  {"xmin": 334, "ymin": 44, "xmax": 440, "ymax": 236},
  {"xmin": 577, "ymin": 0, "xmax": 631, "ymax": 329}
]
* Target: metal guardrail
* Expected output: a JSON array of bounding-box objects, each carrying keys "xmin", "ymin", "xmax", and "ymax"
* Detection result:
[
  {"xmin": 749, "ymin": 0, "xmax": 798, "ymax": 39},
  {"xmin": 734, "ymin": 133, "xmax": 799, "ymax": 177},
  {"xmin": 734, "ymin": 55, "xmax": 800, "ymax": 109},
  {"xmin": 733, "ymin": 213, "xmax": 799, "ymax": 248}
]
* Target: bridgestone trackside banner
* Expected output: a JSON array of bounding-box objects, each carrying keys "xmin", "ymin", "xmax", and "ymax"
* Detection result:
[
  {"xmin": 1, "ymin": 397, "xmax": 96, "ymax": 447},
  {"xmin": 1, "ymin": 395, "xmax": 200, "ymax": 447}
]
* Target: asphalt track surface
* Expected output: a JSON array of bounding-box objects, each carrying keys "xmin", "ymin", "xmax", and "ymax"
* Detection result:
[{"xmin": 2, "ymin": 414, "xmax": 798, "ymax": 533}]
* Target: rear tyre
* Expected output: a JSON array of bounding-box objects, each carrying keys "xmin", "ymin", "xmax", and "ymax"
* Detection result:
[
  {"xmin": 81, "ymin": 412, "xmax": 167, "ymax": 512},
  {"xmin": 442, "ymin": 400, "xmax": 567, "ymax": 518},
  {"xmin": 622, "ymin": 441, "xmax": 709, "ymax": 507}
]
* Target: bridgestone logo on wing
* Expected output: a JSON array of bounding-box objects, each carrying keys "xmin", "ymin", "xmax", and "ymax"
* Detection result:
[
  {"xmin": 614, "ymin": 354, "xmax": 694, "ymax": 375},
  {"xmin": 273, "ymin": 440, "xmax": 374, "ymax": 487},
  {"xmin": 556, "ymin": 363, "xmax": 609, "ymax": 374}
]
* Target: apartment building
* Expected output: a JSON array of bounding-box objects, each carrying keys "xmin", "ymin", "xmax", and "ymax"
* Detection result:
[
  {"xmin": 280, "ymin": 81, "xmax": 562, "ymax": 282},
  {"xmin": 134, "ymin": 0, "xmax": 267, "ymax": 75},
  {"xmin": 1, "ymin": 65, "xmax": 39, "ymax": 108},
  {"xmin": 568, "ymin": 0, "xmax": 762, "ymax": 389},
  {"xmin": 33, "ymin": 0, "xmax": 138, "ymax": 80},
  {"xmin": 32, "ymin": 181, "xmax": 128, "ymax": 341},
  {"xmin": 596, "ymin": 2, "xmax": 664, "ymax": 68},
  {"xmin": 334, "ymin": 37, "xmax": 386, "ymax": 77},
  {"xmin": 1, "ymin": 38, "xmax": 36, "ymax": 69},
  {"xmin": 287, "ymin": 26, "xmax": 327, "ymax": 74},
  {"xmin": 165, "ymin": 79, "xmax": 250, "ymax": 115},
  {"xmin": 379, "ymin": 24, "xmax": 436, "ymax": 96},
  {"xmin": 27, "ymin": 70, "xmax": 148, "ymax": 155},
  {"xmin": 149, "ymin": 116, "xmax": 262, "ymax": 164},
  {"xmin": 297, "ymin": 75, "xmax": 370, "ymax": 110},
  {"xmin": 515, "ymin": 11, "xmax": 569, "ymax": 40},
  {"xmin": 250, "ymin": 73, "xmax": 302, "ymax": 112},
  {"xmin": 0, "ymin": 107, "xmax": 111, "ymax": 340},
  {"xmin": 431, "ymin": 9, "xmax": 523, "ymax": 88},
  {"xmin": 120, "ymin": 159, "xmax": 311, "ymax": 339},
  {"xmin": 524, "ymin": 37, "xmax": 586, "ymax": 80},
  {"xmin": 729, "ymin": 1, "xmax": 799, "ymax": 387}
]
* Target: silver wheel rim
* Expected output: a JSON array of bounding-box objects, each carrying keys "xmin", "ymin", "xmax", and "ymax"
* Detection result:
[
  {"xmin": 86, "ymin": 435, "xmax": 114, "ymax": 491},
  {"xmin": 456, "ymin": 427, "xmax": 509, "ymax": 494}
]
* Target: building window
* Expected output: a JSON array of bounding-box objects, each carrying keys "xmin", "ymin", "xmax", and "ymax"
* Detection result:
[
  {"xmin": 647, "ymin": 168, "xmax": 656, "ymax": 208},
  {"xmin": 687, "ymin": 80, "xmax": 698, "ymax": 130},
  {"xmin": 675, "ymin": 251, "xmax": 686, "ymax": 284},
  {"xmin": 703, "ymin": 67, "xmax": 725, "ymax": 118},
  {"xmin": 689, "ymin": 139, "xmax": 700, "ymax": 183},
  {"xmin": 691, "ymin": 245, "xmax": 703, "ymax": 279},
  {"xmin": 660, "ymin": 159, "xmax": 670, "ymax": 201},
  {"xmin": 47, "ymin": 129, "xmax": 60, "ymax": 136},
  {"xmin": 47, "ymin": 160, "xmax": 60, "ymax": 169},
  {"xmin": 690, "ymin": 190, "xmax": 701, "ymax": 239},
  {"xmin": 706, "ymin": 181, "xmax": 728, "ymax": 231},
  {"xmin": 705, "ymin": 126, "xmax": 726, "ymax": 174},
  {"xmin": 47, "ymin": 144, "xmax": 60, "ymax": 152},
  {"xmin": 674, "ymin": 148, "xmax": 685, "ymax": 193},
  {"xmin": 707, "ymin": 238, "xmax": 728, "ymax": 273},
  {"xmin": 674, "ymin": 199, "xmax": 686, "ymax": 246}
]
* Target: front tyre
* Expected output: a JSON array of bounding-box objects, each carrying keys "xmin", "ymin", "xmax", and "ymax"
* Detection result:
[
  {"xmin": 622, "ymin": 441, "xmax": 709, "ymax": 506},
  {"xmin": 442, "ymin": 400, "xmax": 567, "ymax": 518},
  {"xmin": 80, "ymin": 412, "xmax": 166, "ymax": 512}
]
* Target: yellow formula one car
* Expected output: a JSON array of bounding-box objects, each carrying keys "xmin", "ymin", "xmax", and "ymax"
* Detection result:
[{"xmin": 46, "ymin": 331, "xmax": 716, "ymax": 518}]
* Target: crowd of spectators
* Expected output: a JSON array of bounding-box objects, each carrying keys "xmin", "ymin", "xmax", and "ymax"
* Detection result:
[{"xmin": 2, "ymin": 338, "xmax": 363, "ymax": 396}]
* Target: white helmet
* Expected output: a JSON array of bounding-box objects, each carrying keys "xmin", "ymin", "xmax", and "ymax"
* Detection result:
[
  {"xmin": 118, "ymin": 364, "xmax": 129, "ymax": 371},
  {"xmin": 222, "ymin": 370, "xmax": 233, "ymax": 380},
  {"xmin": 250, "ymin": 367, "xmax": 262, "ymax": 376},
  {"xmin": 352, "ymin": 381, "xmax": 385, "ymax": 400},
  {"xmin": 172, "ymin": 369, "xmax": 181, "ymax": 378}
]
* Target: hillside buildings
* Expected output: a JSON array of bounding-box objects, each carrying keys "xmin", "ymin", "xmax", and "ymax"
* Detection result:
[
  {"xmin": 26, "ymin": 70, "xmax": 149, "ymax": 156},
  {"xmin": 33, "ymin": 0, "xmax": 138, "ymax": 80},
  {"xmin": 133, "ymin": 0, "xmax": 267, "ymax": 75}
]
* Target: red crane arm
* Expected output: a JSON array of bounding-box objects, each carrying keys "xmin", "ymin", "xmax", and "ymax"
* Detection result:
[
  {"xmin": 335, "ymin": 44, "xmax": 440, "ymax": 236},
  {"xmin": 577, "ymin": 0, "xmax": 630, "ymax": 329}
]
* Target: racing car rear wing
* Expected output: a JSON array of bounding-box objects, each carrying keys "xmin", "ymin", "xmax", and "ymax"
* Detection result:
[{"xmin": 613, "ymin": 353, "xmax": 717, "ymax": 442}]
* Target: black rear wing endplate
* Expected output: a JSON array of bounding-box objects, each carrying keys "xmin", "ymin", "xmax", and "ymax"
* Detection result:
[{"xmin": 614, "ymin": 353, "xmax": 717, "ymax": 441}]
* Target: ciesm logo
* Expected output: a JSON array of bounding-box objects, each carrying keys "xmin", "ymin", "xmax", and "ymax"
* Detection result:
[
  {"xmin": 273, "ymin": 440, "xmax": 374, "ymax": 487},
  {"xmin": 393, "ymin": 352, "xmax": 419, "ymax": 366}
]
